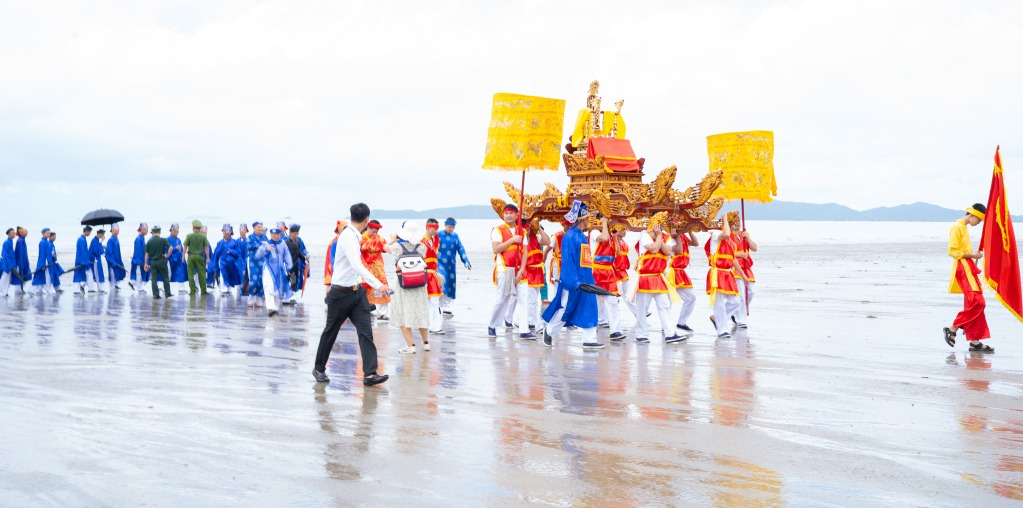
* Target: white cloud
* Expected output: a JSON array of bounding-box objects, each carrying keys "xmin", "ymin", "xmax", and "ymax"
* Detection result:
[{"xmin": 1, "ymin": 0, "xmax": 1021, "ymax": 222}]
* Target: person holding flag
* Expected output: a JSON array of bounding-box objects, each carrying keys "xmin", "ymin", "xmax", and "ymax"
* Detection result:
[{"xmin": 944, "ymin": 203, "xmax": 993, "ymax": 353}]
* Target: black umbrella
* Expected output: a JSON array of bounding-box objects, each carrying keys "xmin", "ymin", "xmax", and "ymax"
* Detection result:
[
  {"xmin": 579, "ymin": 283, "xmax": 616, "ymax": 297},
  {"xmin": 81, "ymin": 208, "xmax": 124, "ymax": 226}
]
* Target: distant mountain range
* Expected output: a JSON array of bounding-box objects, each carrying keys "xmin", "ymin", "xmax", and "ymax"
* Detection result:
[{"xmin": 374, "ymin": 201, "xmax": 1019, "ymax": 222}]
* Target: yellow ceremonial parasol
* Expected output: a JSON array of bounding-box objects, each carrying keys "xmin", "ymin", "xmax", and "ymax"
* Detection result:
[
  {"xmin": 708, "ymin": 130, "xmax": 776, "ymax": 314},
  {"xmin": 707, "ymin": 130, "xmax": 776, "ymax": 229},
  {"xmin": 482, "ymin": 93, "xmax": 566, "ymax": 219}
]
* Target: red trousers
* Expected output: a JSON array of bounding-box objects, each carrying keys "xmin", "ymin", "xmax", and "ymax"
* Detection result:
[{"xmin": 953, "ymin": 261, "xmax": 990, "ymax": 341}]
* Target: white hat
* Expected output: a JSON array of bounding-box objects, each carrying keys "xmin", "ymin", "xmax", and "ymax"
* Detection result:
[{"xmin": 396, "ymin": 221, "xmax": 420, "ymax": 242}]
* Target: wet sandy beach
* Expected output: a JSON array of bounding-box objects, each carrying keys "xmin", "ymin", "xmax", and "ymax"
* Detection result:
[{"xmin": 2, "ymin": 230, "xmax": 1022, "ymax": 506}]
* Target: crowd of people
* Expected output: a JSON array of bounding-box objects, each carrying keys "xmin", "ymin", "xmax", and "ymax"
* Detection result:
[
  {"xmin": 0, "ymin": 220, "xmax": 313, "ymax": 318},
  {"xmin": 487, "ymin": 202, "xmax": 757, "ymax": 350}
]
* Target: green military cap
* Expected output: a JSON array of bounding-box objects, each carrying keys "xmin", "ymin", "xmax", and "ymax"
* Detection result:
[
  {"xmin": 151, "ymin": 226, "xmax": 162, "ymax": 233},
  {"xmin": 191, "ymin": 220, "xmax": 202, "ymax": 228}
]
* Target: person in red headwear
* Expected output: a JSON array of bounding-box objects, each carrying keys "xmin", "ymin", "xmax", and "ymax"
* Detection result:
[
  {"xmin": 487, "ymin": 204, "xmax": 525, "ymax": 338},
  {"xmin": 590, "ymin": 217, "xmax": 628, "ymax": 340},
  {"xmin": 361, "ymin": 219, "xmax": 391, "ymax": 319},
  {"xmin": 324, "ymin": 220, "xmax": 346, "ymax": 293},
  {"xmin": 422, "ymin": 218, "xmax": 446, "ymax": 335}
]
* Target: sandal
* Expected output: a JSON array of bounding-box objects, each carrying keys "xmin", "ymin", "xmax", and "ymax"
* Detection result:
[
  {"xmin": 943, "ymin": 327, "xmax": 956, "ymax": 347},
  {"xmin": 969, "ymin": 343, "xmax": 995, "ymax": 353}
]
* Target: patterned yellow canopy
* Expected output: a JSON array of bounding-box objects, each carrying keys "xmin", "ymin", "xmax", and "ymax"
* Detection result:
[
  {"xmin": 483, "ymin": 93, "xmax": 566, "ymax": 172},
  {"xmin": 707, "ymin": 130, "xmax": 777, "ymax": 203}
]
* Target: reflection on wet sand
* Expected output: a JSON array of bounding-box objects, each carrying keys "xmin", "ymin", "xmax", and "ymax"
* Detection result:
[
  {"xmin": 3, "ymin": 236, "xmax": 1023, "ymax": 505},
  {"xmin": 952, "ymin": 352, "xmax": 1023, "ymax": 501}
]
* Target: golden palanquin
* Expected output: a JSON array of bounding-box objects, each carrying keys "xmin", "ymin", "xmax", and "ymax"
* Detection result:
[{"xmin": 491, "ymin": 80, "xmax": 726, "ymax": 232}]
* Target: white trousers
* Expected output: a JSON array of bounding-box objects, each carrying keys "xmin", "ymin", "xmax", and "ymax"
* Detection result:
[
  {"xmin": 263, "ymin": 267, "xmax": 279, "ymax": 311},
  {"xmin": 675, "ymin": 287, "xmax": 696, "ymax": 326},
  {"xmin": 620, "ymin": 278, "xmax": 637, "ymax": 317},
  {"xmin": 634, "ymin": 292, "xmax": 673, "ymax": 339},
  {"xmin": 440, "ymin": 296, "xmax": 454, "ymax": 313},
  {"xmin": 33, "ymin": 271, "xmax": 56, "ymax": 295},
  {"xmin": 0, "ymin": 272, "xmax": 11, "ymax": 296},
  {"xmin": 489, "ymin": 269, "xmax": 519, "ymax": 329},
  {"xmin": 429, "ymin": 296, "xmax": 442, "ymax": 332},
  {"xmin": 516, "ymin": 284, "xmax": 540, "ymax": 333},
  {"xmin": 77, "ymin": 269, "xmax": 97, "ymax": 293},
  {"xmin": 736, "ymin": 279, "xmax": 755, "ymax": 315},
  {"xmin": 107, "ymin": 266, "xmax": 122, "ymax": 290},
  {"xmin": 375, "ymin": 302, "xmax": 390, "ymax": 316},
  {"xmin": 712, "ymin": 292, "xmax": 746, "ymax": 335},
  {"xmin": 544, "ymin": 289, "xmax": 597, "ymax": 342},
  {"xmin": 598, "ymin": 295, "xmax": 622, "ymax": 334}
]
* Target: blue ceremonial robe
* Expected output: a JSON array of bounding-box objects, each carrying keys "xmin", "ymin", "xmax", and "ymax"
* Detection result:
[
  {"xmin": 0, "ymin": 238, "xmax": 15, "ymax": 275},
  {"xmin": 247, "ymin": 234, "xmax": 269, "ymax": 297},
  {"xmin": 541, "ymin": 225, "xmax": 597, "ymax": 328},
  {"xmin": 73, "ymin": 235, "xmax": 92, "ymax": 283},
  {"xmin": 32, "ymin": 237, "xmax": 54, "ymax": 286},
  {"xmin": 131, "ymin": 233, "xmax": 150, "ymax": 283},
  {"xmin": 257, "ymin": 238, "xmax": 293, "ymax": 301},
  {"xmin": 105, "ymin": 236, "xmax": 126, "ymax": 282},
  {"xmin": 89, "ymin": 237, "xmax": 106, "ymax": 283},
  {"xmin": 15, "ymin": 236, "xmax": 31, "ymax": 282},
  {"xmin": 231, "ymin": 236, "xmax": 248, "ymax": 286},
  {"xmin": 50, "ymin": 240, "xmax": 64, "ymax": 287},
  {"xmin": 167, "ymin": 236, "xmax": 186, "ymax": 283},
  {"xmin": 437, "ymin": 230, "xmax": 471, "ymax": 299},
  {"xmin": 212, "ymin": 238, "xmax": 241, "ymax": 287}
]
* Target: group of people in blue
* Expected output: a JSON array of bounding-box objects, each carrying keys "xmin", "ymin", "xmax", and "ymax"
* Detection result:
[{"xmin": 0, "ymin": 221, "xmax": 310, "ymax": 317}]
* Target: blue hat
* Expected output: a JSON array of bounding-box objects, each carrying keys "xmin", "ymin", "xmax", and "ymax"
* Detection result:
[
  {"xmin": 269, "ymin": 228, "xmax": 283, "ymax": 234},
  {"xmin": 276, "ymin": 221, "xmax": 287, "ymax": 230},
  {"xmin": 239, "ymin": 223, "xmax": 249, "ymax": 232},
  {"xmin": 170, "ymin": 223, "xmax": 179, "ymax": 231},
  {"xmin": 138, "ymin": 223, "xmax": 148, "ymax": 231},
  {"xmin": 289, "ymin": 224, "xmax": 301, "ymax": 233},
  {"xmin": 444, "ymin": 218, "xmax": 456, "ymax": 226},
  {"xmin": 251, "ymin": 221, "xmax": 263, "ymax": 228},
  {"xmin": 564, "ymin": 201, "xmax": 590, "ymax": 223},
  {"xmin": 41, "ymin": 227, "xmax": 51, "ymax": 234},
  {"xmin": 222, "ymin": 224, "xmax": 233, "ymax": 233}
]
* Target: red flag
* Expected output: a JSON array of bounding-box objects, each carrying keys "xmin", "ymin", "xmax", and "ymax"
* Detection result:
[{"xmin": 980, "ymin": 146, "xmax": 1023, "ymax": 321}]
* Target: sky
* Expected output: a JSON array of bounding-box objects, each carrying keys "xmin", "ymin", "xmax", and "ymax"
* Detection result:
[{"xmin": 1, "ymin": 0, "xmax": 1021, "ymax": 223}]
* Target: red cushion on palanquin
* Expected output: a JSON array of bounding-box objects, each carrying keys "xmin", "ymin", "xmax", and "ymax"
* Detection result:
[{"xmin": 586, "ymin": 138, "xmax": 641, "ymax": 172}]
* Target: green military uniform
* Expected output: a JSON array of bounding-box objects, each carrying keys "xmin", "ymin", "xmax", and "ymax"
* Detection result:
[
  {"xmin": 184, "ymin": 221, "xmax": 211, "ymax": 294},
  {"xmin": 145, "ymin": 230, "xmax": 172, "ymax": 297}
]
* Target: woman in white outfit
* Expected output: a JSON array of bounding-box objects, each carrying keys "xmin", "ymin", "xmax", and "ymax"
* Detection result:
[{"xmin": 388, "ymin": 222, "xmax": 431, "ymax": 354}]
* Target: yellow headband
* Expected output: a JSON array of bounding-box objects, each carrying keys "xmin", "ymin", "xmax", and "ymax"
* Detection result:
[{"xmin": 967, "ymin": 207, "xmax": 986, "ymax": 220}]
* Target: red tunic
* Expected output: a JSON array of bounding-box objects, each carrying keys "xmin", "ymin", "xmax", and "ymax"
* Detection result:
[
  {"xmin": 706, "ymin": 235, "xmax": 739, "ymax": 297},
  {"xmin": 592, "ymin": 236, "xmax": 619, "ymax": 293},
  {"xmin": 636, "ymin": 231, "xmax": 670, "ymax": 293},
  {"xmin": 549, "ymin": 231, "xmax": 565, "ymax": 283},
  {"xmin": 670, "ymin": 240, "xmax": 693, "ymax": 289},
  {"xmin": 523, "ymin": 232, "xmax": 545, "ymax": 288},
  {"xmin": 493, "ymin": 223, "xmax": 523, "ymax": 285},
  {"xmin": 731, "ymin": 233, "xmax": 756, "ymax": 282},
  {"xmin": 421, "ymin": 235, "xmax": 443, "ymax": 297},
  {"xmin": 612, "ymin": 235, "xmax": 630, "ymax": 284}
]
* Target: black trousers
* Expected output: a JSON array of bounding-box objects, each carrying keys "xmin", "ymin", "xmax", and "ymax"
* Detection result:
[{"xmin": 315, "ymin": 285, "xmax": 378, "ymax": 376}]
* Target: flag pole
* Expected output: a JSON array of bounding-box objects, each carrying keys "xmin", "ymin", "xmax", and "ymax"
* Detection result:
[{"xmin": 741, "ymin": 198, "xmax": 749, "ymax": 315}]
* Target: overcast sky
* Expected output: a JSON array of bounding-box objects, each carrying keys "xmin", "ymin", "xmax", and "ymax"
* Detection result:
[{"xmin": 1, "ymin": 0, "xmax": 1021, "ymax": 222}]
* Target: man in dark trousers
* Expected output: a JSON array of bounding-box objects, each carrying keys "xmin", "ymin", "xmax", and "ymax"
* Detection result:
[
  {"xmin": 313, "ymin": 203, "xmax": 390, "ymax": 386},
  {"xmin": 144, "ymin": 226, "xmax": 173, "ymax": 299}
]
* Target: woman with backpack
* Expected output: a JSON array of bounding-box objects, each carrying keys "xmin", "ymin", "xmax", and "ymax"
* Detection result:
[{"xmin": 388, "ymin": 221, "xmax": 431, "ymax": 353}]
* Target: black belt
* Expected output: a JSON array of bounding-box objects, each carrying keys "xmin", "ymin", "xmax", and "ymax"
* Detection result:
[{"xmin": 331, "ymin": 284, "xmax": 362, "ymax": 293}]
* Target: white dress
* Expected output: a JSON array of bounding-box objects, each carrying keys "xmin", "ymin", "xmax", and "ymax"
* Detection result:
[{"xmin": 388, "ymin": 243, "xmax": 430, "ymax": 329}]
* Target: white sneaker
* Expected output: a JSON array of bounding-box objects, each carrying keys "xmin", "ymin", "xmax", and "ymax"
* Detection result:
[
  {"xmin": 398, "ymin": 346, "xmax": 415, "ymax": 354},
  {"xmin": 423, "ymin": 343, "xmax": 431, "ymax": 351}
]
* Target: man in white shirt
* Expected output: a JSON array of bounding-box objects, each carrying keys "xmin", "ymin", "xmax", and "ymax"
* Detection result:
[{"xmin": 313, "ymin": 203, "xmax": 390, "ymax": 387}]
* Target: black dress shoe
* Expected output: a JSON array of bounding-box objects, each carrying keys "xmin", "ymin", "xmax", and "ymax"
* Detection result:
[
  {"xmin": 363, "ymin": 374, "xmax": 389, "ymax": 386},
  {"xmin": 312, "ymin": 369, "xmax": 330, "ymax": 383}
]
